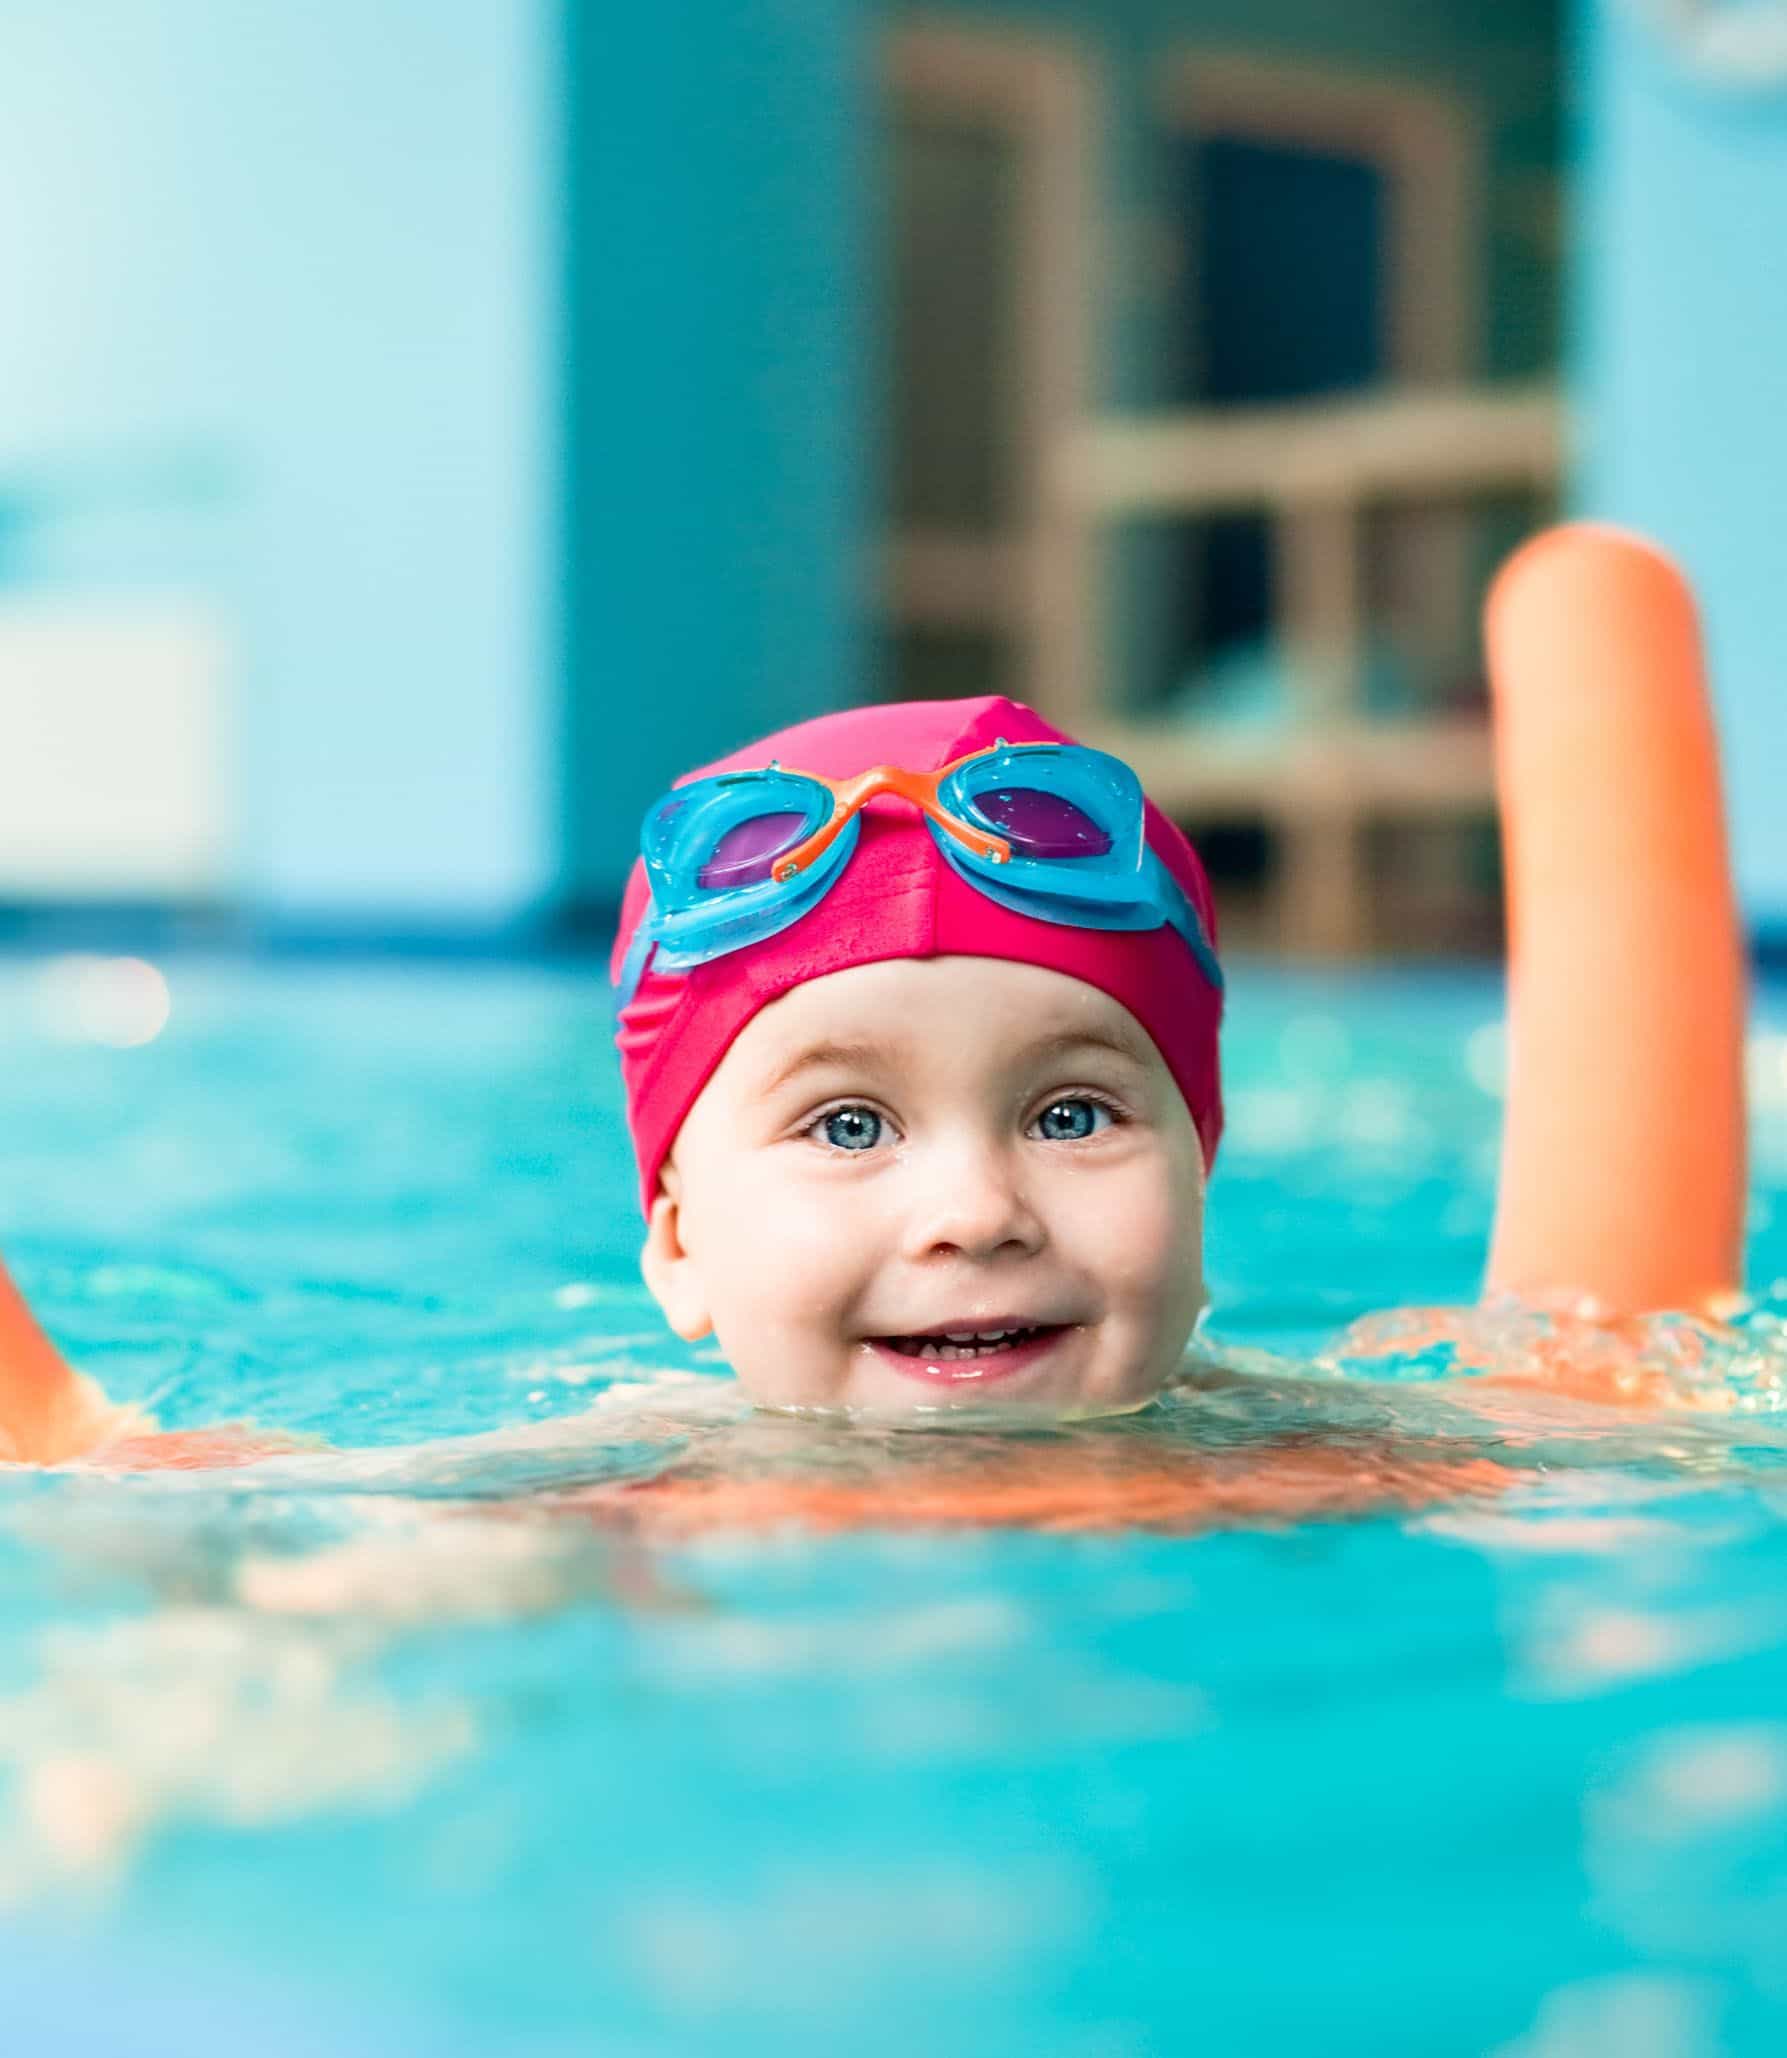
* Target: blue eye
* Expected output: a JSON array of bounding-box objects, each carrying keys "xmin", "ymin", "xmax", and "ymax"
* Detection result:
[
  {"xmin": 1033, "ymin": 1097, "xmax": 1111, "ymax": 1142},
  {"xmin": 819, "ymin": 1106, "xmax": 884, "ymax": 1152}
]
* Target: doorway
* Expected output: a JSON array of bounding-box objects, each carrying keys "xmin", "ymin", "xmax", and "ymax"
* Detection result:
[
  {"xmin": 1159, "ymin": 53, "xmax": 1478, "ymax": 696},
  {"xmin": 1177, "ymin": 130, "xmax": 1389, "ymax": 661}
]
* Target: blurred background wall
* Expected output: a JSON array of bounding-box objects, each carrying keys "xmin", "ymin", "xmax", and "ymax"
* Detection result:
[
  {"xmin": 0, "ymin": 0, "xmax": 556, "ymax": 926},
  {"xmin": 1576, "ymin": 0, "xmax": 1787, "ymax": 939},
  {"xmin": 561, "ymin": 0, "xmax": 867, "ymax": 914},
  {"xmin": 0, "ymin": 0, "xmax": 1780, "ymax": 946}
]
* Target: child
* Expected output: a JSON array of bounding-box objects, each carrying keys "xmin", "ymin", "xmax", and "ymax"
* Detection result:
[
  {"xmin": 611, "ymin": 690, "xmax": 1221, "ymax": 1420},
  {"xmin": 0, "ymin": 524, "xmax": 1751, "ymax": 1466}
]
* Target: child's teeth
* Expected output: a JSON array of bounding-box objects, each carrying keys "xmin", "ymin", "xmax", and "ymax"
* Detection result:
[{"xmin": 889, "ymin": 1327, "xmax": 1042, "ymax": 1359}]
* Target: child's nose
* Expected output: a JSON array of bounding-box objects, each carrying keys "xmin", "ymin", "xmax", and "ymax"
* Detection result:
[{"xmin": 902, "ymin": 1142, "xmax": 1045, "ymax": 1263}]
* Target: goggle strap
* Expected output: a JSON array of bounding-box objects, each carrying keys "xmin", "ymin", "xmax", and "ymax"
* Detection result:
[{"xmin": 615, "ymin": 921, "xmax": 658, "ymax": 1009}]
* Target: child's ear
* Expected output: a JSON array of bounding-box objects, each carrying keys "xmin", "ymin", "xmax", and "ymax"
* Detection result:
[{"xmin": 639, "ymin": 1168, "xmax": 715, "ymax": 1341}]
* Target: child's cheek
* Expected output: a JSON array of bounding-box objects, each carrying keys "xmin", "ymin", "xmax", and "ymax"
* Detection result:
[
  {"xmin": 1091, "ymin": 1157, "xmax": 1204, "ymax": 1315},
  {"xmin": 770, "ymin": 1200, "xmax": 874, "ymax": 1319},
  {"xmin": 725, "ymin": 1159, "xmax": 873, "ymax": 1321}
]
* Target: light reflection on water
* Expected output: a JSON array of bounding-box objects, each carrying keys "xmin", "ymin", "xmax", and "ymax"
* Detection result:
[{"xmin": 0, "ymin": 959, "xmax": 1784, "ymax": 2056}]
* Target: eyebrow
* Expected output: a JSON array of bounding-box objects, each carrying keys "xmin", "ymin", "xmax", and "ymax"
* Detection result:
[
  {"xmin": 761, "ymin": 1022, "xmax": 1153, "ymax": 1100},
  {"xmin": 1018, "ymin": 1024, "xmax": 1155, "ymax": 1072},
  {"xmin": 761, "ymin": 1038, "xmax": 898, "ymax": 1098}
]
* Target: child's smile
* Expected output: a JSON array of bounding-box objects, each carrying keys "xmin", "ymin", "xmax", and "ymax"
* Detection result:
[
  {"xmin": 866, "ymin": 1321, "xmax": 1077, "ymax": 1385},
  {"xmin": 640, "ymin": 955, "xmax": 1208, "ymax": 1420}
]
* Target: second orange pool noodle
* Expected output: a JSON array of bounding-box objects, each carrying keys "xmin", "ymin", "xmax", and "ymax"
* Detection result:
[
  {"xmin": 1484, "ymin": 522, "xmax": 1746, "ymax": 1313},
  {"xmin": 0, "ymin": 1255, "xmax": 116, "ymax": 1462}
]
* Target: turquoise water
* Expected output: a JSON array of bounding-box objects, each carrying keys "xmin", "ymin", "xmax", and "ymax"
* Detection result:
[{"xmin": 2, "ymin": 955, "xmax": 1786, "ymax": 2056}]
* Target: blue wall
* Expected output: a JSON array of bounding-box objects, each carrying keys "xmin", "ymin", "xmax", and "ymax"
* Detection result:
[
  {"xmin": 1577, "ymin": 0, "xmax": 1787, "ymax": 930},
  {"xmin": 561, "ymin": 0, "xmax": 869, "ymax": 906},
  {"xmin": 0, "ymin": 0, "xmax": 558, "ymax": 922}
]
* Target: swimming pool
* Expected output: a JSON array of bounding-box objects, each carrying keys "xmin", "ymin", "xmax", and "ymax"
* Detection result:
[{"xmin": 2, "ymin": 953, "xmax": 1785, "ymax": 2056}]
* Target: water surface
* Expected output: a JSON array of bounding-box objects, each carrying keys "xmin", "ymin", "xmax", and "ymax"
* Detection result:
[{"xmin": 2, "ymin": 955, "xmax": 1785, "ymax": 2056}]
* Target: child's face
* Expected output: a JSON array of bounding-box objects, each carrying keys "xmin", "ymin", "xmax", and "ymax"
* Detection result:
[{"xmin": 641, "ymin": 956, "xmax": 1207, "ymax": 1419}]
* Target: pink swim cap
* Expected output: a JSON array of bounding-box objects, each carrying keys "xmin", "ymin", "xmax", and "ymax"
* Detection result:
[{"xmin": 610, "ymin": 696, "xmax": 1223, "ymax": 1213}]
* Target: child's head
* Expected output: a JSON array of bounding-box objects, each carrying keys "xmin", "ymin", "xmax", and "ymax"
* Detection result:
[{"xmin": 610, "ymin": 697, "xmax": 1223, "ymax": 1420}]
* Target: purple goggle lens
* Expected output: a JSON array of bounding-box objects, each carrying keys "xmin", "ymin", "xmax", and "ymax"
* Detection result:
[
  {"xmin": 972, "ymin": 785, "xmax": 1111, "ymax": 860},
  {"xmin": 696, "ymin": 810, "xmax": 812, "ymax": 890}
]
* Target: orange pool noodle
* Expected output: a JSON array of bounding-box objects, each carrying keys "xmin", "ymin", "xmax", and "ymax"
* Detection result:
[
  {"xmin": 0, "ymin": 1254, "xmax": 112, "ymax": 1462},
  {"xmin": 1485, "ymin": 523, "xmax": 1746, "ymax": 1313}
]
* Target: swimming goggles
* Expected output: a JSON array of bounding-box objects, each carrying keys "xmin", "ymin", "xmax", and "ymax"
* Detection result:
[{"xmin": 614, "ymin": 739, "xmax": 1223, "ymax": 1004}]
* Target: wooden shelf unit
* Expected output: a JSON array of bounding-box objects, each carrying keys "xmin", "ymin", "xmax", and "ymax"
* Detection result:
[{"xmin": 1044, "ymin": 381, "xmax": 1567, "ymax": 955}]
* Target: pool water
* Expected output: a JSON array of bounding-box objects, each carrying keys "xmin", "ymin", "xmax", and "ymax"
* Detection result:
[{"xmin": 2, "ymin": 955, "xmax": 1786, "ymax": 2056}]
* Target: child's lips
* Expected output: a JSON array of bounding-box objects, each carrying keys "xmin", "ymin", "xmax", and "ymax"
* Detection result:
[{"xmin": 863, "ymin": 1321, "xmax": 1075, "ymax": 1386}]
